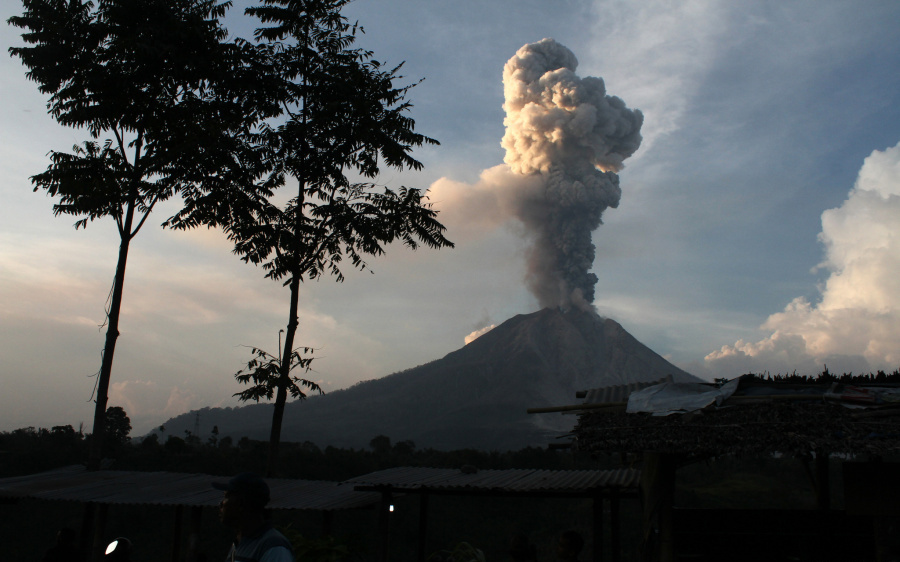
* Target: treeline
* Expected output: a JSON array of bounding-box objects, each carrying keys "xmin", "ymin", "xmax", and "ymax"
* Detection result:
[
  {"xmin": 0, "ymin": 406, "xmax": 132, "ymax": 477},
  {"xmin": 741, "ymin": 367, "xmax": 900, "ymax": 385},
  {"xmin": 0, "ymin": 414, "xmax": 602, "ymax": 480},
  {"xmin": 0, "ymin": 420, "xmax": 623, "ymax": 562}
]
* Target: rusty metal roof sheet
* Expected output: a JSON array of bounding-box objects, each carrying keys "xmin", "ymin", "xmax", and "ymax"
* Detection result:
[
  {"xmin": 580, "ymin": 376, "xmax": 673, "ymax": 405},
  {"xmin": 0, "ymin": 466, "xmax": 379, "ymax": 511},
  {"xmin": 345, "ymin": 466, "xmax": 640, "ymax": 495}
]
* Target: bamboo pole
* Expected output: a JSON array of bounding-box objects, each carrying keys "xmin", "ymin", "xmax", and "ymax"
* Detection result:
[{"xmin": 527, "ymin": 403, "xmax": 627, "ymax": 414}]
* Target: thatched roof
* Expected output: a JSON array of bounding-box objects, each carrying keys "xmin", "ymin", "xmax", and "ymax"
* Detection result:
[{"xmin": 566, "ymin": 371, "xmax": 900, "ymax": 458}]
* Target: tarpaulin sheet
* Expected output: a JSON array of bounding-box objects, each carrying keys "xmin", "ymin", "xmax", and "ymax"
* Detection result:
[{"xmin": 626, "ymin": 377, "xmax": 741, "ymax": 416}]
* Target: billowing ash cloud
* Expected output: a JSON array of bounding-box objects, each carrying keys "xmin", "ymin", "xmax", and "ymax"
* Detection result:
[{"xmin": 500, "ymin": 38, "xmax": 643, "ymax": 309}]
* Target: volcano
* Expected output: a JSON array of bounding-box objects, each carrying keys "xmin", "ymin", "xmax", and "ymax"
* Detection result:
[{"xmin": 157, "ymin": 308, "xmax": 699, "ymax": 451}]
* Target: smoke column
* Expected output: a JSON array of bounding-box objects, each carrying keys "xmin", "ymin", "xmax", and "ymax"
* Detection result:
[{"xmin": 501, "ymin": 38, "xmax": 643, "ymax": 309}]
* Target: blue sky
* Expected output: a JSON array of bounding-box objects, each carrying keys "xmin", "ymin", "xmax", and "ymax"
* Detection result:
[{"xmin": 2, "ymin": 0, "xmax": 899, "ymax": 433}]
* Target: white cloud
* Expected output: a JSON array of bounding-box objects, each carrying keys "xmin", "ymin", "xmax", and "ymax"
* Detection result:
[
  {"xmin": 706, "ymin": 141, "xmax": 900, "ymax": 376},
  {"xmin": 107, "ymin": 380, "xmax": 201, "ymax": 434},
  {"xmin": 584, "ymin": 0, "xmax": 730, "ymax": 154}
]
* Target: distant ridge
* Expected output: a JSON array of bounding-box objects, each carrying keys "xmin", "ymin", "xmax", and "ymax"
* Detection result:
[{"xmin": 156, "ymin": 308, "xmax": 699, "ymax": 451}]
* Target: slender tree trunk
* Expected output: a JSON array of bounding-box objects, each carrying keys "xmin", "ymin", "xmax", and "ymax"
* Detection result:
[
  {"xmin": 87, "ymin": 203, "xmax": 135, "ymax": 470},
  {"xmin": 266, "ymin": 39, "xmax": 309, "ymax": 477},
  {"xmin": 265, "ymin": 272, "xmax": 300, "ymax": 476},
  {"xmin": 266, "ymin": 174, "xmax": 306, "ymax": 476}
]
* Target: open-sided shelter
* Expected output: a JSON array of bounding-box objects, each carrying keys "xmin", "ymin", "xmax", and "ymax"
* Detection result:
[
  {"xmin": 530, "ymin": 371, "xmax": 900, "ymax": 561},
  {"xmin": 0, "ymin": 465, "xmax": 381, "ymax": 562}
]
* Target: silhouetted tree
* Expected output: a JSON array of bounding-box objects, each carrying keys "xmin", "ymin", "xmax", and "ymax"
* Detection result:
[
  {"xmin": 369, "ymin": 435, "xmax": 392, "ymax": 455},
  {"xmin": 393, "ymin": 439, "xmax": 416, "ymax": 456},
  {"xmin": 103, "ymin": 405, "xmax": 131, "ymax": 450},
  {"xmin": 168, "ymin": 0, "xmax": 453, "ymax": 476},
  {"xmin": 8, "ymin": 0, "xmax": 271, "ymax": 469},
  {"xmin": 140, "ymin": 433, "xmax": 160, "ymax": 451},
  {"xmin": 165, "ymin": 435, "xmax": 187, "ymax": 454}
]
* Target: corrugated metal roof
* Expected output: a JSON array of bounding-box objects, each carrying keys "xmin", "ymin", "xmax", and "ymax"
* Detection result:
[
  {"xmin": 345, "ymin": 467, "xmax": 640, "ymax": 495},
  {"xmin": 580, "ymin": 376, "xmax": 673, "ymax": 405},
  {"xmin": 0, "ymin": 466, "xmax": 380, "ymax": 511}
]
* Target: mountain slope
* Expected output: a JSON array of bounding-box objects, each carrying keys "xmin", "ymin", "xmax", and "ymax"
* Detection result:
[{"xmin": 157, "ymin": 308, "xmax": 699, "ymax": 451}]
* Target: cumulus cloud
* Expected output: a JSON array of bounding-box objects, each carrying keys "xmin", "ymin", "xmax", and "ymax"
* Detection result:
[
  {"xmin": 706, "ymin": 141, "xmax": 900, "ymax": 376},
  {"xmin": 108, "ymin": 380, "xmax": 200, "ymax": 433}
]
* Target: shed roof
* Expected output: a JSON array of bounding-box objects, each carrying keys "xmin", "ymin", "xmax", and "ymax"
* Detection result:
[
  {"xmin": 345, "ymin": 466, "xmax": 640, "ymax": 497},
  {"xmin": 566, "ymin": 373, "xmax": 900, "ymax": 458},
  {"xmin": 0, "ymin": 465, "xmax": 380, "ymax": 511}
]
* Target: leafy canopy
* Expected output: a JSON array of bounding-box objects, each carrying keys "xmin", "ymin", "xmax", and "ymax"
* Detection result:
[
  {"xmin": 233, "ymin": 346, "xmax": 322, "ymax": 402},
  {"xmin": 8, "ymin": 0, "xmax": 271, "ymax": 232},
  {"xmin": 168, "ymin": 0, "xmax": 453, "ymax": 285}
]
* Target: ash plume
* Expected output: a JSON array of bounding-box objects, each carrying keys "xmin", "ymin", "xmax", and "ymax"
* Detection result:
[{"xmin": 501, "ymin": 38, "xmax": 643, "ymax": 309}]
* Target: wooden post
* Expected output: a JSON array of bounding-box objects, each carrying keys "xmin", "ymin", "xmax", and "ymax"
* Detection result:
[
  {"xmin": 815, "ymin": 449, "xmax": 833, "ymax": 561},
  {"xmin": 641, "ymin": 452, "xmax": 676, "ymax": 562},
  {"xmin": 90, "ymin": 503, "xmax": 108, "ymax": 562},
  {"xmin": 187, "ymin": 506, "xmax": 202, "ymax": 562},
  {"xmin": 378, "ymin": 490, "xmax": 392, "ymax": 562},
  {"xmin": 80, "ymin": 503, "xmax": 95, "ymax": 562},
  {"xmin": 815, "ymin": 448, "xmax": 830, "ymax": 510},
  {"xmin": 592, "ymin": 494, "xmax": 604, "ymax": 562},
  {"xmin": 172, "ymin": 505, "xmax": 184, "ymax": 562},
  {"xmin": 417, "ymin": 493, "xmax": 430, "ymax": 562},
  {"xmin": 610, "ymin": 490, "xmax": 621, "ymax": 562}
]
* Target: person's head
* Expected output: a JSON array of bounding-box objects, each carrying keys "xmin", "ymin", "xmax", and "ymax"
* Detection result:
[
  {"xmin": 213, "ymin": 473, "xmax": 270, "ymax": 530},
  {"xmin": 557, "ymin": 530, "xmax": 583, "ymax": 561}
]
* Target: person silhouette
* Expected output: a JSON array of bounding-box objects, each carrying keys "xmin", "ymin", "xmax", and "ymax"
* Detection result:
[{"xmin": 214, "ymin": 473, "xmax": 294, "ymax": 562}]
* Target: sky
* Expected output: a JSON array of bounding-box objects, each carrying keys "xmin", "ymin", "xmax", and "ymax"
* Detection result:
[{"xmin": 2, "ymin": 0, "xmax": 900, "ymax": 434}]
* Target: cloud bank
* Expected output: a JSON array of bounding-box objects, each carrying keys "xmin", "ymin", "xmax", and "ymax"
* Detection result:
[{"xmin": 705, "ymin": 141, "xmax": 900, "ymax": 376}]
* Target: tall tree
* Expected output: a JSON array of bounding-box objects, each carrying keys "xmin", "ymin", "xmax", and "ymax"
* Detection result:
[
  {"xmin": 8, "ymin": 0, "xmax": 269, "ymax": 469},
  {"xmin": 168, "ymin": 0, "xmax": 454, "ymax": 475}
]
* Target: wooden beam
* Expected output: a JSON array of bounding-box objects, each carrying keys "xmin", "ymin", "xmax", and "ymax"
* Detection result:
[{"xmin": 527, "ymin": 403, "xmax": 627, "ymax": 414}]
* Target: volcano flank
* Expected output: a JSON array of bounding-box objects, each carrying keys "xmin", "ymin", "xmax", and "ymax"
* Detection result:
[{"xmin": 158, "ymin": 308, "xmax": 699, "ymax": 451}]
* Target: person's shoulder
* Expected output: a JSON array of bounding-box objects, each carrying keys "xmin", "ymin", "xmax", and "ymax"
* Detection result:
[{"xmin": 260, "ymin": 527, "xmax": 293, "ymax": 553}]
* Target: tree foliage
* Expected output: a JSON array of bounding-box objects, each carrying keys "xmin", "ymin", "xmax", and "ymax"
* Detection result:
[
  {"xmin": 233, "ymin": 346, "xmax": 322, "ymax": 402},
  {"xmin": 165, "ymin": 0, "xmax": 454, "ymax": 475},
  {"xmin": 8, "ymin": 0, "xmax": 270, "ymax": 468},
  {"xmin": 104, "ymin": 405, "xmax": 131, "ymax": 450},
  {"xmin": 170, "ymin": 0, "xmax": 452, "ymax": 284}
]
